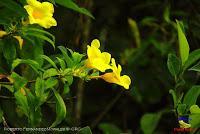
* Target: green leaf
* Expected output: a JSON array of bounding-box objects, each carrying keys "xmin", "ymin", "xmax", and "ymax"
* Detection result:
[
  {"xmin": 58, "ymin": 46, "xmax": 73, "ymax": 67},
  {"xmin": 190, "ymin": 105, "xmax": 200, "ymax": 114},
  {"xmin": 1, "ymin": 85, "xmax": 14, "ymax": 93},
  {"xmin": 98, "ymin": 123, "xmax": 122, "ymax": 134},
  {"xmin": 189, "ymin": 114, "xmax": 200, "ymax": 128},
  {"xmin": 55, "ymin": 0, "xmax": 94, "ymax": 19},
  {"xmin": 169, "ymin": 89, "xmax": 177, "ymax": 108},
  {"xmin": 183, "ymin": 86, "xmax": 200, "ymax": 109},
  {"xmin": 56, "ymin": 57, "xmax": 66, "ymax": 70},
  {"xmin": 3, "ymin": 40, "xmax": 16, "ymax": 60},
  {"xmin": 176, "ymin": 20, "xmax": 190, "ymax": 65},
  {"xmin": 177, "ymin": 104, "xmax": 187, "ymax": 115},
  {"xmin": 188, "ymin": 62, "xmax": 200, "ymax": 72},
  {"xmin": 20, "ymin": 38, "xmax": 44, "ymax": 67},
  {"xmin": 14, "ymin": 90, "xmax": 29, "ymax": 116},
  {"xmin": 79, "ymin": 126, "xmax": 92, "ymax": 134},
  {"xmin": 64, "ymin": 76, "xmax": 73, "ymax": 85},
  {"xmin": 0, "ymin": 0, "xmax": 27, "ymax": 16},
  {"xmin": 167, "ymin": 54, "xmax": 181, "ymax": 76},
  {"xmin": 128, "ymin": 18, "xmax": 141, "ymax": 48},
  {"xmin": 140, "ymin": 113, "xmax": 162, "ymax": 134},
  {"xmin": 10, "ymin": 72, "xmax": 28, "ymax": 91},
  {"xmin": 23, "ymin": 27, "xmax": 55, "ymax": 42},
  {"xmin": 35, "ymin": 77, "xmax": 45, "ymax": 97},
  {"xmin": 45, "ymin": 77, "xmax": 58, "ymax": 89},
  {"xmin": 26, "ymin": 32, "xmax": 55, "ymax": 49},
  {"xmin": 163, "ymin": 6, "xmax": 170, "ymax": 23},
  {"xmin": 63, "ymin": 84, "xmax": 70, "ymax": 95},
  {"xmin": 51, "ymin": 89, "xmax": 66, "ymax": 127},
  {"xmin": 25, "ymin": 90, "xmax": 42, "ymax": 127},
  {"xmin": 43, "ymin": 68, "xmax": 58, "ymax": 79},
  {"xmin": 183, "ymin": 49, "xmax": 200, "ymax": 71},
  {"xmin": 12, "ymin": 59, "xmax": 40, "ymax": 73},
  {"xmin": 41, "ymin": 55, "xmax": 58, "ymax": 69}
]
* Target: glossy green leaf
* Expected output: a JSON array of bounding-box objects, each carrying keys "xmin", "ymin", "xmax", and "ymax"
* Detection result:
[
  {"xmin": 98, "ymin": 123, "xmax": 122, "ymax": 134},
  {"xmin": 189, "ymin": 114, "xmax": 200, "ymax": 128},
  {"xmin": 12, "ymin": 59, "xmax": 40, "ymax": 73},
  {"xmin": 176, "ymin": 20, "xmax": 190, "ymax": 65},
  {"xmin": 167, "ymin": 54, "xmax": 181, "ymax": 76},
  {"xmin": 35, "ymin": 77, "xmax": 45, "ymax": 97},
  {"xmin": 183, "ymin": 86, "xmax": 200, "ymax": 109},
  {"xmin": 63, "ymin": 84, "xmax": 70, "ymax": 95},
  {"xmin": 183, "ymin": 49, "xmax": 200, "ymax": 71},
  {"xmin": 188, "ymin": 62, "xmax": 200, "ymax": 72},
  {"xmin": 10, "ymin": 72, "xmax": 28, "ymax": 91},
  {"xmin": 43, "ymin": 68, "xmax": 58, "ymax": 79},
  {"xmin": 177, "ymin": 104, "xmax": 187, "ymax": 115},
  {"xmin": 55, "ymin": 0, "xmax": 94, "ymax": 19},
  {"xmin": 41, "ymin": 55, "xmax": 58, "ymax": 69},
  {"xmin": 58, "ymin": 46, "xmax": 73, "ymax": 67},
  {"xmin": 26, "ymin": 90, "xmax": 42, "ymax": 127},
  {"xmin": 56, "ymin": 57, "xmax": 66, "ymax": 70},
  {"xmin": 23, "ymin": 27, "xmax": 55, "ymax": 42},
  {"xmin": 51, "ymin": 89, "xmax": 66, "ymax": 127},
  {"xmin": 26, "ymin": 32, "xmax": 55, "ymax": 49},
  {"xmin": 190, "ymin": 105, "xmax": 200, "ymax": 114},
  {"xmin": 14, "ymin": 90, "xmax": 29, "ymax": 116},
  {"xmin": 169, "ymin": 89, "xmax": 177, "ymax": 108},
  {"xmin": 45, "ymin": 77, "xmax": 58, "ymax": 89},
  {"xmin": 140, "ymin": 113, "xmax": 162, "ymax": 134},
  {"xmin": 3, "ymin": 41, "xmax": 16, "ymax": 60}
]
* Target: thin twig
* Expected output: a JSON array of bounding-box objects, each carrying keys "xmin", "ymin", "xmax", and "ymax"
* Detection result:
[
  {"xmin": 2, "ymin": 116, "xmax": 15, "ymax": 134},
  {"xmin": 0, "ymin": 95, "xmax": 15, "ymax": 99},
  {"xmin": 91, "ymin": 90, "xmax": 123, "ymax": 128},
  {"xmin": 75, "ymin": 79, "xmax": 84, "ymax": 125}
]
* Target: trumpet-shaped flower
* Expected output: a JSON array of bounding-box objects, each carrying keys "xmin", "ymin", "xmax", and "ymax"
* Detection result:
[
  {"xmin": 100, "ymin": 58, "xmax": 131, "ymax": 89},
  {"xmin": 85, "ymin": 39, "xmax": 111, "ymax": 72},
  {"xmin": 24, "ymin": 0, "xmax": 57, "ymax": 29}
]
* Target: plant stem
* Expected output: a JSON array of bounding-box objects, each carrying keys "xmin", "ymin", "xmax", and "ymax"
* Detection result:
[
  {"xmin": 2, "ymin": 116, "xmax": 15, "ymax": 134},
  {"xmin": 0, "ymin": 95, "xmax": 15, "ymax": 99},
  {"xmin": 91, "ymin": 90, "xmax": 123, "ymax": 128},
  {"xmin": 75, "ymin": 79, "xmax": 84, "ymax": 125}
]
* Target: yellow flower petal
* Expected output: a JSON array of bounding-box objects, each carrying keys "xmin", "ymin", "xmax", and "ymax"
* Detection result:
[
  {"xmin": 91, "ymin": 39, "xmax": 100, "ymax": 48},
  {"xmin": 86, "ymin": 39, "xmax": 111, "ymax": 72},
  {"xmin": 13, "ymin": 36, "xmax": 24, "ymax": 49},
  {"xmin": 24, "ymin": 0, "xmax": 57, "ymax": 28},
  {"xmin": 100, "ymin": 58, "xmax": 131, "ymax": 89},
  {"xmin": 0, "ymin": 31, "xmax": 8, "ymax": 38}
]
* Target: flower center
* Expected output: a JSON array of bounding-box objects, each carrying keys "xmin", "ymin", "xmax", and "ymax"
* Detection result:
[{"xmin": 32, "ymin": 10, "xmax": 43, "ymax": 19}]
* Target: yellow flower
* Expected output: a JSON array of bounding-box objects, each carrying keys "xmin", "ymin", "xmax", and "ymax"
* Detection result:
[
  {"xmin": 0, "ymin": 30, "xmax": 8, "ymax": 37},
  {"xmin": 100, "ymin": 58, "xmax": 131, "ymax": 89},
  {"xmin": 24, "ymin": 0, "xmax": 57, "ymax": 29},
  {"xmin": 85, "ymin": 39, "xmax": 111, "ymax": 72},
  {"xmin": 13, "ymin": 36, "xmax": 24, "ymax": 49}
]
